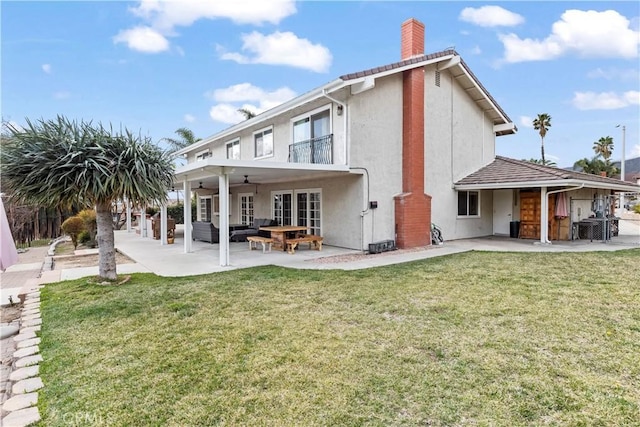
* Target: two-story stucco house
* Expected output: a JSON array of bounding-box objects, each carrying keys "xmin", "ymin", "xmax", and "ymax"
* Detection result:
[{"xmin": 172, "ymin": 18, "xmax": 639, "ymax": 266}]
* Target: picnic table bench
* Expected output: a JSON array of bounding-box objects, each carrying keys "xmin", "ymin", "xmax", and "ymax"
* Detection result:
[
  {"xmin": 285, "ymin": 234, "xmax": 323, "ymax": 254},
  {"xmin": 246, "ymin": 235, "xmax": 274, "ymax": 253}
]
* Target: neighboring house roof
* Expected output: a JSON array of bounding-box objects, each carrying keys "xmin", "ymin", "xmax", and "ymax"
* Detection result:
[
  {"xmin": 455, "ymin": 156, "xmax": 640, "ymax": 192},
  {"xmin": 176, "ymin": 49, "xmax": 515, "ymax": 156}
]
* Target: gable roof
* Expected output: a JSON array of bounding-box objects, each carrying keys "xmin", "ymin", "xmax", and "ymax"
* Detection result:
[
  {"xmin": 455, "ymin": 156, "xmax": 640, "ymax": 192},
  {"xmin": 177, "ymin": 49, "xmax": 515, "ymax": 156},
  {"xmin": 340, "ymin": 49, "xmax": 514, "ymax": 132}
]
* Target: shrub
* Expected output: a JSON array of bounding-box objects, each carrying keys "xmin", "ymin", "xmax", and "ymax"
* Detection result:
[
  {"xmin": 61, "ymin": 216, "xmax": 85, "ymax": 249},
  {"xmin": 634, "ymin": 204, "xmax": 640, "ymax": 215},
  {"xmin": 77, "ymin": 209, "xmax": 97, "ymax": 247},
  {"xmin": 78, "ymin": 231, "xmax": 91, "ymax": 245}
]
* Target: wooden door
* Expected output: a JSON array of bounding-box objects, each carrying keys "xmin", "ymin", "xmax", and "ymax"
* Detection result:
[{"xmin": 519, "ymin": 191, "xmax": 557, "ymax": 240}]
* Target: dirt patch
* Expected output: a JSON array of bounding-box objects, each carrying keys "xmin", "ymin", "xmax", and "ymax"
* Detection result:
[
  {"xmin": 53, "ymin": 252, "xmax": 134, "ymax": 270},
  {"xmin": 0, "ymin": 303, "xmax": 23, "ymax": 323},
  {"xmin": 311, "ymin": 245, "xmax": 440, "ymax": 264}
]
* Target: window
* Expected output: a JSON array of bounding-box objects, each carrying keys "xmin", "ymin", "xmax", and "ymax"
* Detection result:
[
  {"xmin": 296, "ymin": 190, "xmax": 322, "ymax": 235},
  {"xmin": 272, "ymin": 191, "xmax": 293, "ymax": 226},
  {"xmin": 226, "ymin": 139, "xmax": 240, "ymax": 159},
  {"xmin": 239, "ymin": 193, "xmax": 254, "ymax": 225},
  {"xmin": 272, "ymin": 189, "xmax": 322, "ymax": 234},
  {"xmin": 196, "ymin": 149, "xmax": 211, "ymax": 161},
  {"xmin": 199, "ymin": 196, "xmax": 212, "ymax": 222},
  {"xmin": 293, "ymin": 108, "xmax": 330, "ymax": 143},
  {"xmin": 458, "ymin": 191, "xmax": 480, "ymax": 217},
  {"xmin": 254, "ymin": 127, "xmax": 273, "ymax": 158}
]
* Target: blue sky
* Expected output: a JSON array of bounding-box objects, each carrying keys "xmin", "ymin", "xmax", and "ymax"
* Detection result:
[{"xmin": 2, "ymin": 1, "xmax": 639, "ymax": 168}]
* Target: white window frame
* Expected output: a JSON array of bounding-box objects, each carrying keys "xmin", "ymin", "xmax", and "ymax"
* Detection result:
[
  {"xmin": 253, "ymin": 126, "xmax": 274, "ymax": 159},
  {"xmin": 457, "ymin": 190, "xmax": 480, "ymax": 218},
  {"xmin": 290, "ymin": 104, "xmax": 333, "ymax": 143},
  {"xmin": 271, "ymin": 189, "xmax": 322, "ymax": 234},
  {"xmin": 294, "ymin": 188, "xmax": 322, "ymax": 236},
  {"xmin": 238, "ymin": 193, "xmax": 254, "ymax": 225},
  {"xmin": 196, "ymin": 149, "xmax": 211, "ymax": 162},
  {"xmin": 199, "ymin": 196, "xmax": 212, "ymax": 222},
  {"xmin": 226, "ymin": 139, "xmax": 240, "ymax": 160}
]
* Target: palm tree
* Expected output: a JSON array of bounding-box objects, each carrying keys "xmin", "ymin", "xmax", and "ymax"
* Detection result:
[
  {"xmin": 573, "ymin": 156, "xmax": 619, "ymax": 177},
  {"xmin": 238, "ymin": 108, "xmax": 256, "ymax": 120},
  {"xmin": 593, "ymin": 136, "xmax": 614, "ymax": 160},
  {"xmin": 162, "ymin": 127, "xmax": 201, "ymax": 153},
  {"xmin": 532, "ymin": 113, "xmax": 552, "ymax": 165},
  {"xmin": 525, "ymin": 158, "xmax": 557, "ymax": 167},
  {"xmin": 1, "ymin": 116, "xmax": 174, "ymax": 280}
]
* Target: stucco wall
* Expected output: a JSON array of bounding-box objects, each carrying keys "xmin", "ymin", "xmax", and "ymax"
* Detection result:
[
  {"xmin": 348, "ymin": 74, "xmax": 404, "ymax": 245},
  {"xmin": 424, "ymin": 66, "xmax": 498, "ymax": 240}
]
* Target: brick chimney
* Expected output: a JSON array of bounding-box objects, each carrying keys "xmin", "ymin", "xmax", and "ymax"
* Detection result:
[
  {"xmin": 394, "ymin": 18, "xmax": 432, "ymax": 249},
  {"xmin": 401, "ymin": 18, "xmax": 425, "ymax": 60}
]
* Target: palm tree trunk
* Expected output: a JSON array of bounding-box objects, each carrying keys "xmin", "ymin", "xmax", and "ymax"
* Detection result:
[
  {"xmin": 96, "ymin": 201, "xmax": 117, "ymax": 280},
  {"xmin": 540, "ymin": 138, "xmax": 546, "ymax": 165}
]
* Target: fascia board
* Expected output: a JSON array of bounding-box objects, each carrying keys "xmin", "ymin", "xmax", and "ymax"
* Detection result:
[{"xmin": 454, "ymin": 179, "xmax": 640, "ymax": 192}]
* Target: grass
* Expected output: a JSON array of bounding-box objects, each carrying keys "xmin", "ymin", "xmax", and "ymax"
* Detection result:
[{"xmin": 37, "ymin": 250, "xmax": 640, "ymax": 426}]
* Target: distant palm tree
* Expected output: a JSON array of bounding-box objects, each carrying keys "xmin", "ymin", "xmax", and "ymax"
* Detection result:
[
  {"xmin": 532, "ymin": 113, "xmax": 552, "ymax": 165},
  {"xmin": 573, "ymin": 156, "xmax": 619, "ymax": 177},
  {"xmin": 162, "ymin": 127, "xmax": 201, "ymax": 153},
  {"xmin": 238, "ymin": 108, "xmax": 256, "ymax": 120},
  {"xmin": 593, "ymin": 136, "xmax": 614, "ymax": 160},
  {"xmin": 525, "ymin": 158, "xmax": 557, "ymax": 167}
]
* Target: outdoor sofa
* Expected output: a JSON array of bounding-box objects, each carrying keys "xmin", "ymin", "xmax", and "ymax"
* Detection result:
[
  {"xmin": 192, "ymin": 221, "xmax": 220, "ymax": 243},
  {"xmin": 230, "ymin": 218, "xmax": 278, "ymax": 242}
]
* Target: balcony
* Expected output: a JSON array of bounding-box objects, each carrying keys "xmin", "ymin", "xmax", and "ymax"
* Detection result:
[{"xmin": 288, "ymin": 134, "xmax": 333, "ymax": 164}]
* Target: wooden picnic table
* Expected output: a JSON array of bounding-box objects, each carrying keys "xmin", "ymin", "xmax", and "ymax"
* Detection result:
[{"xmin": 259, "ymin": 225, "xmax": 307, "ymax": 251}]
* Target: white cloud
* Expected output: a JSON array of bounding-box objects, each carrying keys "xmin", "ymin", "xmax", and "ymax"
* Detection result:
[
  {"xmin": 130, "ymin": 0, "xmax": 296, "ymax": 31},
  {"xmin": 630, "ymin": 144, "xmax": 640, "ymax": 158},
  {"xmin": 459, "ymin": 6, "xmax": 524, "ymax": 27},
  {"xmin": 519, "ymin": 116, "xmax": 533, "ymax": 128},
  {"xmin": 207, "ymin": 83, "xmax": 297, "ymax": 124},
  {"xmin": 572, "ymin": 91, "xmax": 640, "ymax": 110},
  {"xmin": 219, "ymin": 31, "xmax": 332, "ymax": 73},
  {"xmin": 116, "ymin": 0, "xmax": 296, "ymax": 53},
  {"xmin": 113, "ymin": 26, "xmax": 169, "ymax": 53},
  {"xmin": 184, "ymin": 114, "xmax": 195, "ymax": 123},
  {"xmin": 500, "ymin": 9, "xmax": 640, "ymax": 63},
  {"xmin": 586, "ymin": 67, "xmax": 639, "ymax": 81},
  {"xmin": 42, "ymin": 64, "xmax": 52, "ymax": 74}
]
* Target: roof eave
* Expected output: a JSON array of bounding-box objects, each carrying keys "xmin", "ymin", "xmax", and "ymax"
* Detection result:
[{"xmin": 455, "ymin": 179, "xmax": 640, "ymax": 192}]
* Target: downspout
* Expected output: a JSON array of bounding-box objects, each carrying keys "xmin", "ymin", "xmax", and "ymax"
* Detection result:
[
  {"xmin": 322, "ymin": 89, "xmax": 348, "ymax": 166},
  {"xmin": 543, "ymin": 185, "xmax": 585, "ymax": 244},
  {"xmin": 350, "ymin": 167, "xmax": 370, "ymax": 253}
]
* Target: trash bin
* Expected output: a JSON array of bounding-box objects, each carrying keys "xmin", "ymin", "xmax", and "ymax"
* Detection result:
[{"xmin": 509, "ymin": 221, "xmax": 520, "ymax": 238}]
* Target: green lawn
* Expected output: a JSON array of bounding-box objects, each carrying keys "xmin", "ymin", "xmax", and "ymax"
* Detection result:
[{"xmin": 37, "ymin": 250, "xmax": 640, "ymax": 426}]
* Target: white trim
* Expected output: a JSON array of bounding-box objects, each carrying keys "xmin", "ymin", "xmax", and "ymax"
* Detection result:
[
  {"xmin": 253, "ymin": 126, "xmax": 274, "ymax": 160},
  {"xmin": 455, "ymin": 179, "xmax": 640, "ymax": 192},
  {"xmin": 456, "ymin": 190, "xmax": 481, "ymax": 218},
  {"xmin": 294, "ymin": 188, "xmax": 323, "ymax": 235},
  {"xmin": 195, "ymin": 149, "xmax": 211, "ymax": 161},
  {"xmin": 238, "ymin": 192, "xmax": 254, "ymax": 225},
  {"xmin": 225, "ymin": 138, "xmax": 240, "ymax": 160}
]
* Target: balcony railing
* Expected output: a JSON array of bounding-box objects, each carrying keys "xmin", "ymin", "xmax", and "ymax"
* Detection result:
[{"xmin": 288, "ymin": 134, "xmax": 333, "ymax": 164}]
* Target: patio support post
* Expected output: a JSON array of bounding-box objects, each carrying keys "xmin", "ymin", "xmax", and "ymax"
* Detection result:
[
  {"xmin": 160, "ymin": 203, "xmax": 168, "ymax": 245},
  {"xmin": 126, "ymin": 199, "xmax": 132, "ymax": 232},
  {"xmin": 183, "ymin": 180, "xmax": 192, "ymax": 253},
  {"xmin": 219, "ymin": 172, "xmax": 230, "ymax": 266},
  {"xmin": 540, "ymin": 187, "xmax": 548, "ymax": 244}
]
